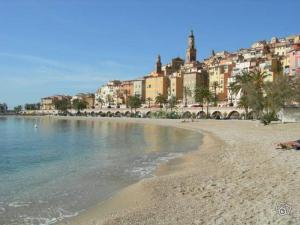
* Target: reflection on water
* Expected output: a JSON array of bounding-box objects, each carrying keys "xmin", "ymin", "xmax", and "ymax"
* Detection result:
[{"xmin": 0, "ymin": 116, "xmax": 202, "ymax": 225}]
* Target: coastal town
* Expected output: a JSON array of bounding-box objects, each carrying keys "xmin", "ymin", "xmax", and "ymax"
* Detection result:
[{"xmin": 1, "ymin": 31, "xmax": 300, "ymax": 121}]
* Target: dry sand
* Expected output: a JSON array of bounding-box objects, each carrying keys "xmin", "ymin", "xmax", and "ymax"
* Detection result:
[{"xmin": 58, "ymin": 118, "xmax": 300, "ymax": 225}]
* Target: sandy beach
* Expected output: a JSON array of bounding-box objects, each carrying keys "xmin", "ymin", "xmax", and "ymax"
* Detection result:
[{"xmin": 57, "ymin": 118, "xmax": 300, "ymax": 225}]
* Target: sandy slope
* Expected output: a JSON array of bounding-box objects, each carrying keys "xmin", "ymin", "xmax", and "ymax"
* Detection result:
[{"xmin": 58, "ymin": 118, "xmax": 300, "ymax": 225}]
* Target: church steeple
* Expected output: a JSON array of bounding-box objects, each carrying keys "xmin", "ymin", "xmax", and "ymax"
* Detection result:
[
  {"xmin": 186, "ymin": 30, "xmax": 197, "ymax": 63},
  {"xmin": 155, "ymin": 54, "xmax": 162, "ymax": 73}
]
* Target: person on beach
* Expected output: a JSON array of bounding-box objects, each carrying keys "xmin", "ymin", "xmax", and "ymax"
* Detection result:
[{"xmin": 277, "ymin": 139, "xmax": 300, "ymax": 150}]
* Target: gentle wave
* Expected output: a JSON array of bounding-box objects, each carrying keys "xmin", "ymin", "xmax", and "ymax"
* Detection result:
[
  {"xmin": 127, "ymin": 152, "xmax": 184, "ymax": 178},
  {"xmin": 23, "ymin": 208, "xmax": 81, "ymax": 225},
  {"xmin": 8, "ymin": 201, "xmax": 32, "ymax": 208}
]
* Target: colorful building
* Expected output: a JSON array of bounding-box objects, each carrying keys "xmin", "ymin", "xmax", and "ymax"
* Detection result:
[
  {"xmin": 41, "ymin": 95, "xmax": 71, "ymax": 110},
  {"xmin": 289, "ymin": 43, "xmax": 300, "ymax": 78},
  {"xmin": 169, "ymin": 74, "xmax": 183, "ymax": 101},
  {"xmin": 145, "ymin": 55, "xmax": 169, "ymax": 104},
  {"xmin": 72, "ymin": 93, "xmax": 95, "ymax": 109},
  {"xmin": 133, "ymin": 79, "xmax": 145, "ymax": 100},
  {"xmin": 120, "ymin": 80, "xmax": 134, "ymax": 104}
]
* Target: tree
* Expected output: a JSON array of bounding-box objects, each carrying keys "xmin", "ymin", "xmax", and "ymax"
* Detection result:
[
  {"xmin": 53, "ymin": 98, "xmax": 71, "ymax": 112},
  {"xmin": 168, "ymin": 96, "xmax": 177, "ymax": 111},
  {"xmin": 228, "ymin": 82, "xmax": 235, "ymax": 106},
  {"xmin": 146, "ymin": 97, "xmax": 152, "ymax": 108},
  {"xmin": 247, "ymin": 69, "xmax": 268, "ymax": 118},
  {"xmin": 72, "ymin": 99, "xmax": 87, "ymax": 112},
  {"xmin": 201, "ymin": 87, "xmax": 213, "ymax": 118},
  {"xmin": 231, "ymin": 70, "xmax": 252, "ymax": 100},
  {"xmin": 123, "ymin": 90, "xmax": 129, "ymax": 108},
  {"xmin": 106, "ymin": 94, "xmax": 113, "ymax": 107},
  {"xmin": 264, "ymin": 75, "xmax": 294, "ymax": 114},
  {"xmin": 155, "ymin": 94, "xmax": 167, "ymax": 108},
  {"xmin": 231, "ymin": 70, "xmax": 256, "ymax": 119},
  {"xmin": 24, "ymin": 103, "xmax": 40, "ymax": 110},
  {"xmin": 194, "ymin": 85, "xmax": 206, "ymax": 112},
  {"xmin": 14, "ymin": 105, "xmax": 22, "ymax": 114},
  {"xmin": 183, "ymin": 86, "xmax": 192, "ymax": 107},
  {"xmin": 293, "ymin": 78, "xmax": 300, "ymax": 104},
  {"xmin": 115, "ymin": 89, "xmax": 121, "ymax": 107},
  {"xmin": 127, "ymin": 95, "xmax": 142, "ymax": 113},
  {"xmin": 211, "ymin": 81, "xmax": 220, "ymax": 106},
  {"xmin": 0, "ymin": 103, "xmax": 8, "ymax": 113},
  {"xmin": 237, "ymin": 95, "xmax": 249, "ymax": 119},
  {"xmin": 97, "ymin": 97, "xmax": 105, "ymax": 109}
]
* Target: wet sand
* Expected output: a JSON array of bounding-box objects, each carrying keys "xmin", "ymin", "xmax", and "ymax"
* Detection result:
[{"xmin": 58, "ymin": 118, "xmax": 300, "ymax": 225}]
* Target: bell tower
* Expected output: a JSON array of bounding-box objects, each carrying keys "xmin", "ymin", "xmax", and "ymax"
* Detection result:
[
  {"xmin": 186, "ymin": 30, "xmax": 197, "ymax": 63},
  {"xmin": 155, "ymin": 54, "xmax": 162, "ymax": 73}
]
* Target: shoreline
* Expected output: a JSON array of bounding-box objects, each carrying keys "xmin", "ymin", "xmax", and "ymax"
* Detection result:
[
  {"xmin": 18, "ymin": 116, "xmax": 300, "ymax": 224},
  {"xmin": 53, "ymin": 117, "xmax": 218, "ymax": 225},
  {"xmin": 55, "ymin": 117, "xmax": 300, "ymax": 224}
]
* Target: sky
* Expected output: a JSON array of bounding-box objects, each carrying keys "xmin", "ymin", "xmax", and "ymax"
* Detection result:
[{"xmin": 0, "ymin": 0, "xmax": 299, "ymax": 108}]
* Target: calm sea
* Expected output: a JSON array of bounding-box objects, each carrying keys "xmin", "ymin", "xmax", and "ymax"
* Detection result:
[{"xmin": 0, "ymin": 116, "xmax": 202, "ymax": 225}]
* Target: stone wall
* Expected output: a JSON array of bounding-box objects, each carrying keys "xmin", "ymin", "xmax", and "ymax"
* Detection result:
[{"xmin": 278, "ymin": 107, "xmax": 300, "ymax": 123}]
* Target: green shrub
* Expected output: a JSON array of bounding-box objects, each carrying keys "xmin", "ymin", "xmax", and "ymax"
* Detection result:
[
  {"xmin": 260, "ymin": 112, "xmax": 277, "ymax": 125},
  {"xmin": 167, "ymin": 111, "xmax": 180, "ymax": 119}
]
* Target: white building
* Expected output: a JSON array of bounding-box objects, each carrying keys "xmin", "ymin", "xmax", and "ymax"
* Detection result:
[{"xmin": 95, "ymin": 80, "xmax": 121, "ymax": 108}]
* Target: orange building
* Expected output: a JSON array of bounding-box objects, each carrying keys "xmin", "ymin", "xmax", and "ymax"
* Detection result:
[{"xmin": 120, "ymin": 80, "xmax": 134, "ymax": 104}]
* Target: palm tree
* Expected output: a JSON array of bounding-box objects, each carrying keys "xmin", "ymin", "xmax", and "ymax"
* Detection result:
[
  {"xmin": 232, "ymin": 69, "xmax": 268, "ymax": 119},
  {"xmin": 248, "ymin": 69, "xmax": 268, "ymax": 118},
  {"xmin": 250, "ymin": 69, "xmax": 268, "ymax": 90},
  {"xmin": 202, "ymin": 88, "xmax": 213, "ymax": 118},
  {"xmin": 211, "ymin": 81, "xmax": 220, "ymax": 106},
  {"xmin": 97, "ymin": 97, "xmax": 104, "ymax": 109},
  {"xmin": 231, "ymin": 70, "xmax": 252, "ymax": 118},
  {"xmin": 155, "ymin": 94, "xmax": 167, "ymax": 108},
  {"xmin": 115, "ymin": 89, "xmax": 121, "ymax": 107},
  {"xmin": 237, "ymin": 95, "xmax": 249, "ymax": 119},
  {"xmin": 146, "ymin": 97, "xmax": 152, "ymax": 108},
  {"xmin": 228, "ymin": 82, "xmax": 235, "ymax": 106},
  {"xmin": 231, "ymin": 70, "xmax": 252, "ymax": 96}
]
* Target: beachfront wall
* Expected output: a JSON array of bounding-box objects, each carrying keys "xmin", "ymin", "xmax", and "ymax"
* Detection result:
[
  {"xmin": 278, "ymin": 107, "xmax": 300, "ymax": 123},
  {"xmin": 22, "ymin": 107, "xmax": 247, "ymax": 119}
]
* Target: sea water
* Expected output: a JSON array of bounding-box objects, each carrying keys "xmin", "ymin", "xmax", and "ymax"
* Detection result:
[{"xmin": 0, "ymin": 116, "xmax": 202, "ymax": 225}]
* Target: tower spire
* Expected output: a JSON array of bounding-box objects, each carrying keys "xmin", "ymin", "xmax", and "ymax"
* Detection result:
[
  {"xmin": 155, "ymin": 54, "xmax": 162, "ymax": 73},
  {"xmin": 186, "ymin": 30, "xmax": 197, "ymax": 63}
]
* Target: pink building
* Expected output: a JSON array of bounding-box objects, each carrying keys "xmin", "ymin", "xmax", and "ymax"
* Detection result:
[{"xmin": 289, "ymin": 43, "xmax": 300, "ymax": 78}]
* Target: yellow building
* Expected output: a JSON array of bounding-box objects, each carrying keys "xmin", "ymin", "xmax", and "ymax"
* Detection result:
[
  {"xmin": 145, "ymin": 75, "xmax": 169, "ymax": 104},
  {"xmin": 145, "ymin": 55, "xmax": 169, "ymax": 104},
  {"xmin": 41, "ymin": 95, "xmax": 71, "ymax": 110},
  {"xmin": 169, "ymin": 74, "xmax": 183, "ymax": 101},
  {"xmin": 259, "ymin": 58, "xmax": 281, "ymax": 82},
  {"xmin": 72, "ymin": 93, "xmax": 95, "ymax": 109},
  {"xmin": 41, "ymin": 97, "xmax": 55, "ymax": 110},
  {"xmin": 208, "ymin": 61, "xmax": 233, "ymax": 102}
]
